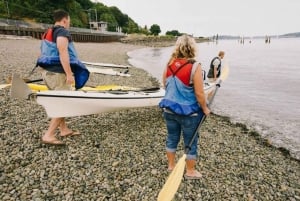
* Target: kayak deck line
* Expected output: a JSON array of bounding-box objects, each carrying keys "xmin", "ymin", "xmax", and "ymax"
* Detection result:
[
  {"xmin": 86, "ymin": 66, "xmax": 131, "ymax": 77},
  {"xmin": 35, "ymin": 91, "xmax": 164, "ymax": 100},
  {"xmin": 82, "ymin": 61, "xmax": 131, "ymax": 69}
]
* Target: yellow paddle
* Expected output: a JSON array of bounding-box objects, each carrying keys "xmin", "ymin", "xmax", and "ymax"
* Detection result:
[
  {"xmin": 0, "ymin": 78, "xmax": 44, "ymax": 90},
  {"xmin": 157, "ymin": 65, "xmax": 229, "ymax": 201}
]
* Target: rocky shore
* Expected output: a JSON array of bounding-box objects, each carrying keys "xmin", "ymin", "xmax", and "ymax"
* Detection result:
[
  {"xmin": 0, "ymin": 37, "xmax": 299, "ymax": 200},
  {"xmin": 120, "ymin": 34, "xmax": 209, "ymax": 47}
]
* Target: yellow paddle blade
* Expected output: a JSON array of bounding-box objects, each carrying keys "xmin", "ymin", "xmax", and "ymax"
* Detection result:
[
  {"xmin": 157, "ymin": 154, "xmax": 187, "ymax": 201},
  {"xmin": 220, "ymin": 65, "xmax": 229, "ymax": 81},
  {"xmin": 25, "ymin": 83, "xmax": 139, "ymax": 92},
  {"xmin": 80, "ymin": 85, "xmax": 119, "ymax": 91},
  {"xmin": 82, "ymin": 85, "xmax": 139, "ymax": 91},
  {"xmin": 94, "ymin": 84, "xmax": 119, "ymax": 90},
  {"xmin": 28, "ymin": 83, "xmax": 48, "ymax": 91}
]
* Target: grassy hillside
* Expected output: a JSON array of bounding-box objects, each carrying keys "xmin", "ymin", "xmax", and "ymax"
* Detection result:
[{"xmin": 0, "ymin": 0, "xmax": 139, "ymax": 33}]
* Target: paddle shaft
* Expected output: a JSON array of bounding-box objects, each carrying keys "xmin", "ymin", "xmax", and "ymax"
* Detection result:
[{"xmin": 185, "ymin": 80, "xmax": 222, "ymax": 154}]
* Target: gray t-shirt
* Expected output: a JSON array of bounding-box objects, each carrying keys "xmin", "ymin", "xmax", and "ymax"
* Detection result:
[
  {"xmin": 45, "ymin": 26, "xmax": 72, "ymax": 73},
  {"xmin": 212, "ymin": 58, "xmax": 221, "ymax": 68}
]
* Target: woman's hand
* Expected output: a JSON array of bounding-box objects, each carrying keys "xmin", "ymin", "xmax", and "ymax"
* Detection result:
[{"xmin": 202, "ymin": 106, "xmax": 211, "ymax": 116}]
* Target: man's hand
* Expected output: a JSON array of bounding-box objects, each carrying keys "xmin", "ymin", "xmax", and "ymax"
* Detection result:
[
  {"xmin": 66, "ymin": 73, "xmax": 74, "ymax": 85},
  {"xmin": 57, "ymin": 36, "xmax": 73, "ymax": 84}
]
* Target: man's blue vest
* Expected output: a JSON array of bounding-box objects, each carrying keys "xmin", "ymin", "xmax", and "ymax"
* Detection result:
[{"xmin": 37, "ymin": 27, "xmax": 89, "ymax": 89}]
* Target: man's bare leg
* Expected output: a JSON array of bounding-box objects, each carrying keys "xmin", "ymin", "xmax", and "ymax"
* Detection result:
[
  {"xmin": 59, "ymin": 118, "xmax": 80, "ymax": 137},
  {"xmin": 42, "ymin": 118, "xmax": 64, "ymax": 143},
  {"xmin": 59, "ymin": 118, "xmax": 73, "ymax": 136}
]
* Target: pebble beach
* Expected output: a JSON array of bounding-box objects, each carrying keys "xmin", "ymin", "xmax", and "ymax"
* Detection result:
[{"xmin": 0, "ymin": 36, "xmax": 299, "ymax": 200}]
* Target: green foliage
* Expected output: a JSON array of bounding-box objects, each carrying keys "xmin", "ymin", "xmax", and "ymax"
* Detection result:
[
  {"xmin": 126, "ymin": 19, "xmax": 139, "ymax": 34},
  {"xmin": 0, "ymin": 1, "xmax": 7, "ymax": 18},
  {"xmin": 139, "ymin": 25, "xmax": 150, "ymax": 35},
  {"xmin": 150, "ymin": 24, "xmax": 161, "ymax": 36},
  {"xmin": 166, "ymin": 30, "xmax": 182, "ymax": 36},
  {"xmin": 0, "ymin": 0, "xmax": 140, "ymax": 32}
]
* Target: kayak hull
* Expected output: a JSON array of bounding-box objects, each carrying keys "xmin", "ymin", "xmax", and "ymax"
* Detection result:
[
  {"xmin": 36, "ymin": 83, "xmax": 217, "ymax": 118},
  {"xmin": 36, "ymin": 89, "xmax": 165, "ymax": 117}
]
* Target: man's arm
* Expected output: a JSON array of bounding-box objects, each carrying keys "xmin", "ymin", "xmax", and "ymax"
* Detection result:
[
  {"xmin": 213, "ymin": 66, "xmax": 218, "ymax": 80},
  {"xmin": 212, "ymin": 59, "xmax": 220, "ymax": 80},
  {"xmin": 56, "ymin": 36, "xmax": 74, "ymax": 85}
]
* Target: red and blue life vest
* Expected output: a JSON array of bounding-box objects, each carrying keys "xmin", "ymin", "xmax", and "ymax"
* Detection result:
[
  {"xmin": 37, "ymin": 27, "xmax": 89, "ymax": 89},
  {"xmin": 159, "ymin": 58, "xmax": 201, "ymax": 115},
  {"xmin": 166, "ymin": 59, "xmax": 194, "ymax": 86}
]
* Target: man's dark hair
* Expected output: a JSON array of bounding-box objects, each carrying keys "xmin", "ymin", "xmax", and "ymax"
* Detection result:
[{"xmin": 53, "ymin": 9, "xmax": 69, "ymax": 22}]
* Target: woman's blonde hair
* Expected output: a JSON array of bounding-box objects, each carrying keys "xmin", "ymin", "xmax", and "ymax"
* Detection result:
[{"xmin": 168, "ymin": 34, "xmax": 197, "ymax": 65}]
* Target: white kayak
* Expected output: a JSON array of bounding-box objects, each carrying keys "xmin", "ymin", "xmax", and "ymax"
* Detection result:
[
  {"xmin": 82, "ymin": 61, "xmax": 130, "ymax": 69},
  {"xmin": 36, "ymin": 83, "xmax": 217, "ymax": 118},
  {"xmin": 10, "ymin": 74, "xmax": 219, "ymax": 118},
  {"xmin": 10, "ymin": 74, "xmax": 164, "ymax": 118},
  {"xmin": 36, "ymin": 89, "xmax": 165, "ymax": 117},
  {"xmin": 86, "ymin": 66, "xmax": 130, "ymax": 77}
]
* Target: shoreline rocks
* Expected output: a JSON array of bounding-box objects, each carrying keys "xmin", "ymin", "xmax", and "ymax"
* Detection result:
[
  {"xmin": 0, "ymin": 38, "xmax": 299, "ymax": 200},
  {"xmin": 120, "ymin": 34, "xmax": 210, "ymax": 47}
]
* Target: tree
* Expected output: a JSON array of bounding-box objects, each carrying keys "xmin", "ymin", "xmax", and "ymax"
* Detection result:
[
  {"xmin": 126, "ymin": 19, "xmax": 139, "ymax": 33},
  {"xmin": 150, "ymin": 24, "xmax": 161, "ymax": 36},
  {"xmin": 100, "ymin": 13, "xmax": 117, "ymax": 31},
  {"xmin": 139, "ymin": 25, "xmax": 150, "ymax": 35},
  {"xmin": 166, "ymin": 30, "xmax": 182, "ymax": 36}
]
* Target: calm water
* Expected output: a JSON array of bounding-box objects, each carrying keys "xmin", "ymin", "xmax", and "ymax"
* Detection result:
[{"xmin": 128, "ymin": 38, "xmax": 300, "ymax": 160}]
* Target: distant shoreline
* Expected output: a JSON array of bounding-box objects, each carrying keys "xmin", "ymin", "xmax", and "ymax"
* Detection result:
[{"xmin": 121, "ymin": 34, "xmax": 210, "ymax": 47}]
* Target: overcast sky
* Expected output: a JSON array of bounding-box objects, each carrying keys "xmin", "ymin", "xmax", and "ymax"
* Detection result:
[{"xmin": 94, "ymin": 0, "xmax": 300, "ymax": 37}]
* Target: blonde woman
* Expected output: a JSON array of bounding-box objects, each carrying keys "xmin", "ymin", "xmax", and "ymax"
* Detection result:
[{"xmin": 159, "ymin": 35, "xmax": 210, "ymax": 179}]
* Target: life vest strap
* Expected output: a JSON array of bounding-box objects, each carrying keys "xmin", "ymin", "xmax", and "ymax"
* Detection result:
[
  {"xmin": 168, "ymin": 61, "xmax": 190, "ymax": 76},
  {"xmin": 42, "ymin": 28, "xmax": 54, "ymax": 42},
  {"xmin": 42, "ymin": 26, "xmax": 62, "ymax": 42}
]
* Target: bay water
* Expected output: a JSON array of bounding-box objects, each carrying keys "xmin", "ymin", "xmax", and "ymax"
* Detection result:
[{"xmin": 128, "ymin": 38, "xmax": 300, "ymax": 160}]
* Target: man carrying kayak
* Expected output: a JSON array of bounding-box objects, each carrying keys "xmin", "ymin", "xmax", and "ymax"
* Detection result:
[
  {"xmin": 39, "ymin": 9, "xmax": 86, "ymax": 145},
  {"xmin": 207, "ymin": 51, "xmax": 225, "ymax": 82}
]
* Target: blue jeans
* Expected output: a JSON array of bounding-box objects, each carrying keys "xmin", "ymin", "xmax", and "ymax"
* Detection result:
[{"xmin": 163, "ymin": 111, "xmax": 204, "ymax": 160}]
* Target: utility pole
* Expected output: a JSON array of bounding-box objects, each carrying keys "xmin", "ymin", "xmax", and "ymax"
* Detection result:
[
  {"xmin": 86, "ymin": 8, "xmax": 97, "ymax": 22},
  {"xmin": 89, "ymin": 8, "xmax": 97, "ymax": 30},
  {"xmin": 84, "ymin": 8, "xmax": 97, "ymax": 30},
  {"xmin": 5, "ymin": 0, "xmax": 10, "ymax": 24},
  {"xmin": 5, "ymin": 0, "xmax": 10, "ymax": 18},
  {"xmin": 87, "ymin": 11, "xmax": 91, "ymax": 29},
  {"xmin": 94, "ymin": 9, "xmax": 97, "ymax": 23}
]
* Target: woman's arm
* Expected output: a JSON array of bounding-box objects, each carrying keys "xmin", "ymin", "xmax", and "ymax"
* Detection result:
[
  {"xmin": 193, "ymin": 64, "xmax": 210, "ymax": 115},
  {"xmin": 162, "ymin": 68, "xmax": 167, "ymax": 88}
]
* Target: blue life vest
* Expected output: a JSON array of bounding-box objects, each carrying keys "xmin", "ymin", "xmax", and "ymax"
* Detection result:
[
  {"xmin": 159, "ymin": 59, "xmax": 201, "ymax": 115},
  {"xmin": 37, "ymin": 27, "xmax": 89, "ymax": 89}
]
